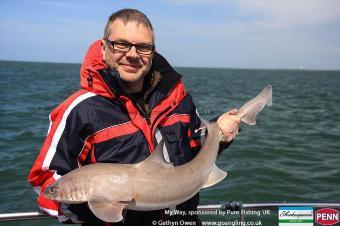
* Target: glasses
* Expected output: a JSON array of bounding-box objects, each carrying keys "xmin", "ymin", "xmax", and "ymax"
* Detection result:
[{"xmin": 106, "ymin": 39, "xmax": 155, "ymax": 55}]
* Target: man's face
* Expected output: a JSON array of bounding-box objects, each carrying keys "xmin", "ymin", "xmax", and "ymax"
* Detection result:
[{"xmin": 102, "ymin": 19, "xmax": 154, "ymax": 86}]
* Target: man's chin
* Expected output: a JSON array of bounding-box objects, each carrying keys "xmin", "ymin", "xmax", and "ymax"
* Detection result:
[{"xmin": 119, "ymin": 71, "xmax": 144, "ymax": 83}]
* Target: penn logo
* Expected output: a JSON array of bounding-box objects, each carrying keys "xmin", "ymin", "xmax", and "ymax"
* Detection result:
[{"xmin": 315, "ymin": 208, "xmax": 339, "ymax": 225}]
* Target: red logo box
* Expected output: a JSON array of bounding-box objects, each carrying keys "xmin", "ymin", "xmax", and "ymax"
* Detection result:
[{"xmin": 315, "ymin": 208, "xmax": 339, "ymax": 225}]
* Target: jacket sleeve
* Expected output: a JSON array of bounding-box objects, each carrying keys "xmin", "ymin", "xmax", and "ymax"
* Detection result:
[
  {"xmin": 187, "ymin": 94, "xmax": 233, "ymax": 154},
  {"xmin": 27, "ymin": 91, "xmax": 94, "ymax": 224}
]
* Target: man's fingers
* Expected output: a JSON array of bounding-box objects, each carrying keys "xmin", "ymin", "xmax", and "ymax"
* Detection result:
[
  {"xmin": 221, "ymin": 131, "xmax": 236, "ymax": 142},
  {"xmin": 217, "ymin": 109, "xmax": 242, "ymax": 143}
]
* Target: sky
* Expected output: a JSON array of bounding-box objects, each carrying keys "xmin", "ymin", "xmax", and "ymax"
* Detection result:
[{"xmin": 0, "ymin": 0, "xmax": 340, "ymax": 70}]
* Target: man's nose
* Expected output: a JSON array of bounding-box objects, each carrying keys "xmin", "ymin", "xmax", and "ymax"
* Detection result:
[{"xmin": 126, "ymin": 46, "xmax": 139, "ymax": 58}]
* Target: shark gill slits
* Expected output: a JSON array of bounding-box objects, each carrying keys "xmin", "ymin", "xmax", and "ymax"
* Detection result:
[
  {"xmin": 59, "ymin": 190, "xmax": 63, "ymax": 200},
  {"xmin": 68, "ymin": 186, "xmax": 73, "ymax": 201},
  {"xmin": 74, "ymin": 186, "xmax": 78, "ymax": 200},
  {"xmin": 81, "ymin": 186, "xmax": 86, "ymax": 199}
]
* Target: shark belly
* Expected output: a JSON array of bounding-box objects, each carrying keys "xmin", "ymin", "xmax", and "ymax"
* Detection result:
[{"xmin": 127, "ymin": 163, "xmax": 208, "ymax": 211}]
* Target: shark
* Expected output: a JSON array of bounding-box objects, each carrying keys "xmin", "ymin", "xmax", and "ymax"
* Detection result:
[{"xmin": 43, "ymin": 85, "xmax": 272, "ymax": 222}]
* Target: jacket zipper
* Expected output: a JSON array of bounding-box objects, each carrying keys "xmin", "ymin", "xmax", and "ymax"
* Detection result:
[{"xmin": 134, "ymin": 102, "xmax": 151, "ymax": 125}]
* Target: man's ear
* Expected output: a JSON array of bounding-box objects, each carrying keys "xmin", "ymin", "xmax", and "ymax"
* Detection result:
[{"xmin": 101, "ymin": 39, "xmax": 106, "ymax": 62}]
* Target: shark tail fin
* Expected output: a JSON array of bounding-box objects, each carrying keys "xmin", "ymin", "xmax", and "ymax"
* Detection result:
[
  {"xmin": 202, "ymin": 164, "xmax": 227, "ymax": 189},
  {"xmin": 239, "ymin": 85, "xmax": 272, "ymax": 125}
]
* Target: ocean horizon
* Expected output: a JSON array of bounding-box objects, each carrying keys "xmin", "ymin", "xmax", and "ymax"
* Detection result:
[{"xmin": 1, "ymin": 59, "xmax": 339, "ymax": 72}]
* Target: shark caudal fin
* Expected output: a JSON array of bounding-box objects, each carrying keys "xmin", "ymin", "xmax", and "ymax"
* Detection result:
[
  {"xmin": 88, "ymin": 200, "xmax": 126, "ymax": 222},
  {"xmin": 202, "ymin": 164, "xmax": 227, "ymax": 189},
  {"xmin": 238, "ymin": 85, "xmax": 272, "ymax": 125}
]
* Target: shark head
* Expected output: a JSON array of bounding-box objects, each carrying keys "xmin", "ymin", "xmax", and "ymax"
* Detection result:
[{"xmin": 43, "ymin": 175, "xmax": 89, "ymax": 203}]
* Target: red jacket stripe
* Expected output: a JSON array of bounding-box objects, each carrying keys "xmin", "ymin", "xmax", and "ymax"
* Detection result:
[
  {"xmin": 187, "ymin": 125, "xmax": 201, "ymax": 149},
  {"xmin": 78, "ymin": 122, "xmax": 140, "ymax": 164},
  {"xmin": 90, "ymin": 148, "xmax": 97, "ymax": 164},
  {"xmin": 190, "ymin": 139, "xmax": 201, "ymax": 148},
  {"xmin": 159, "ymin": 114, "xmax": 190, "ymax": 127}
]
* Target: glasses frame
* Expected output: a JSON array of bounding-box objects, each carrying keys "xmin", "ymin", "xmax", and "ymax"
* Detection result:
[{"xmin": 105, "ymin": 39, "xmax": 155, "ymax": 55}]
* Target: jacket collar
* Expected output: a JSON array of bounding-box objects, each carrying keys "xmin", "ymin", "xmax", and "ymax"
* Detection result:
[{"xmin": 80, "ymin": 40, "xmax": 182, "ymax": 101}]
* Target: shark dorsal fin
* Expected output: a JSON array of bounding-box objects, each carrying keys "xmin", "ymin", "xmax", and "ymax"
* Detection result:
[{"xmin": 143, "ymin": 139, "xmax": 173, "ymax": 167}]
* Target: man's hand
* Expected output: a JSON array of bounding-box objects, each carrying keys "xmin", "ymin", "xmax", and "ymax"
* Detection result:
[{"xmin": 217, "ymin": 109, "xmax": 241, "ymax": 143}]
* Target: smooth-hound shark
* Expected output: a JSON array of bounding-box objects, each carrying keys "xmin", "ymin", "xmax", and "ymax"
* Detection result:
[{"xmin": 43, "ymin": 85, "xmax": 272, "ymax": 222}]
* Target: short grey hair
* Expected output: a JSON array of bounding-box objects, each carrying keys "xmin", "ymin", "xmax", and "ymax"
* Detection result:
[{"xmin": 103, "ymin": 9, "xmax": 154, "ymax": 43}]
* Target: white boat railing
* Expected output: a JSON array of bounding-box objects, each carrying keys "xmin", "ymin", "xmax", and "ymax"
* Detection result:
[
  {"xmin": 0, "ymin": 211, "xmax": 50, "ymax": 222},
  {"xmin": 1, "ymin": 202, "xmax": 339, "ymax": 222}
]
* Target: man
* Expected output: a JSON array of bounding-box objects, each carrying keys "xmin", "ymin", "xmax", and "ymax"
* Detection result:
[{"xmin": 28, "ymin": 9, "xmax": 240, "ymax": 226}]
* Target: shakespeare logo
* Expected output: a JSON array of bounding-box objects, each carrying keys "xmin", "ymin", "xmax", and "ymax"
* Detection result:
[{"xmin": 279, "ymin": 206, "xmax": 313, "ymax": 226}]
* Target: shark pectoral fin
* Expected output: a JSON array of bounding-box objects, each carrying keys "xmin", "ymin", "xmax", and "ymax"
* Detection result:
[
  {"xmin": 88, "ymin": 200, "xmax": 126, "ymax": 223},
  {"xmin": 202, "ymin": 164, "xmax": 227, "ymax": 189}
]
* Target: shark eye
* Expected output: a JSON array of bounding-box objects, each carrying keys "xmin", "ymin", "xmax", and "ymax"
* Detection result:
[{"xmin": 48, "ymin": 185, "xmax": 59, "ymax": 194}]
